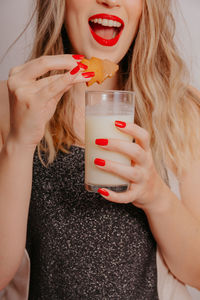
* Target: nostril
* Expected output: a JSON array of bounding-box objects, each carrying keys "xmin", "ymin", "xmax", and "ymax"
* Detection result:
[
  {"xmin": 96, "ymin": 0, "xmax": 120, "ymax": 8},
  {"xmin": 97, "ymin": 1, "xmax": 111, "ymax": 8}
]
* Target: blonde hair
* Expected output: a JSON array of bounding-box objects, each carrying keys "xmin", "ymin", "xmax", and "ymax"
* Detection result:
[
  {"xmin": 125, "ymin": 0, "xmax": 200, "ymax": 179},
  {"xmin": 31, "ymin": 0, "xmax": 200, "ymax": 180},
  {"xmin": 30, "ymin": 0, "xmax": 76, "ymax": 162}
]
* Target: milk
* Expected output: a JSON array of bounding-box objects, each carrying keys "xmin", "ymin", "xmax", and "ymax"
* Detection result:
[{"xmin": 85, "ymin": 113, "xmax": 134, "ymax": 191}]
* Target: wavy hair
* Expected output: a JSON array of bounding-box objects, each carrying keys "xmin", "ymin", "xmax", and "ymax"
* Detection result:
[
  {"xmin": 30, "ymin": 0, "xmax": 75, "ymax": 163},
  {"xmin": 30, "ymin": 0, "xmax": 200, "ymax": 180}
]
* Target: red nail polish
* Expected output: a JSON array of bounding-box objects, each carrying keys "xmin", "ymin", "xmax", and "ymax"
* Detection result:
[
  {"xmin": 72, "ymin": 54, "xmax": 85, "ymax": 60},
  {"xmin": 82, "ymin": 72, "xmax": 95, "ymax": 78},
  {"xmin": 98, "ymin": 188, "xmax": 109, "ymax": 197},
  {"xmin": 94, "ymin": 158, "xmax": 106, "ymax": 167},
  {"xmin": 95, "ymin": 139, "xmax": 108, "ymax": 146},
  {"xmin": 70, "ymin": 65, "xmax": 80, "ymax": 75},
  {"xmin": 115, "ymin": 120, "xmax": 126, "ymax": 128},
  {"xmin": 77, "ymin": 62, "xmax": 88, "ymax": 70}
]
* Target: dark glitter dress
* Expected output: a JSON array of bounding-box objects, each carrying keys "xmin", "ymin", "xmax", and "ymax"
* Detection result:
[{"xmin": 26, "ymin": 146, "xmax": 159, "ymax": 300}]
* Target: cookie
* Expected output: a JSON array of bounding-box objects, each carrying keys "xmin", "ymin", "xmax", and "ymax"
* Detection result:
[{"xmin": 81, "ymin": 57, "xmax": 119, "ymax": 86}]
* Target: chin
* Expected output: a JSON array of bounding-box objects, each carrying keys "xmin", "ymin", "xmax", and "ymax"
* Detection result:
[{"xmin": 80, "ymin": 43, "xmax": 126, "ymax": 64}]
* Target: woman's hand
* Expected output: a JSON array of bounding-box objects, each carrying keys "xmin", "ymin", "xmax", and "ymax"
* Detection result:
[
  {"xmin": 94, "ymin": 121, "xmax": 166, "ymax": 210},
  {"xmin": 7, "ymin": 54, "xmax": 94, "ymax": 150}
]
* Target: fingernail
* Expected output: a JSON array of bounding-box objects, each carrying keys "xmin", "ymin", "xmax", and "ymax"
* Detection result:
[
  {"xmin": 94, "ymin": 158, "xmax": 105, "ymax": 167},
  {"xmin": 115, "ymin": 120, "xmax": 126, "ymax": 128},
  {"xmin": 95, "ymin": 139, "xmax": 108, "ymax": 146},
  {"xmin": 77, "ymin": 62, "xmax": 88, "ymax": 70},
  {"xmin": 82, "ymin": 72, "xmax": 95, "ymax": 78},
  {"xmin": 72, "ymin": 54, "xmax": 85, "ymax": 60},
  {"xmin": 70, "ymin": 65, "xmax": 80, "ymax": 75},
  {"xmin": 98, "ymin": 188, "xmax": 110, "ymax": 197}
]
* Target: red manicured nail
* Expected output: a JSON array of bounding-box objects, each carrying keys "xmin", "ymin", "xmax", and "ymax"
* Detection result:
[
  {"xmin": 94, "ymin": 158, "xmax": 105, "ymax": 167},
  {"xmin": 72, "ymin": 54, "xmax": 85, "ymax": 60},
  {"xmin": 77, "ymin": 62, "xmax": 88, "ymax": 70},
  {"xmin": 70, "ymin": 65, "xmax": 80, "ymax": 75},
  {"xmin": 95, "ymin": 139, "xmax": 108, "ymax": 146},
  {"xmin": 98, "ymin": 188, "xmax": 110, "ymax": 197},
  {"xmin": 115, "ymin": 120, "xmax": 126, "ymax": 128},
  {"xmin": 82, "ymin": 72, "xmax": 95, "ymax": 78}
]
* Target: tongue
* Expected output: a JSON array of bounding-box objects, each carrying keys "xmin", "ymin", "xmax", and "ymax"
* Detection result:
[{"xmin": 91, "ymin": 23, "xmax": 116, "ymax": 40}]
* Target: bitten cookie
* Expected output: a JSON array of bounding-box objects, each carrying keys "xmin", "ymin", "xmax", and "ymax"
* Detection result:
[{"xmin": 81, "ymin": 57, "xmax": 119, "ymax": 86}]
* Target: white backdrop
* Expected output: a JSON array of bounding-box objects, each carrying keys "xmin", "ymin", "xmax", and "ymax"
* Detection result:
[{"xmin": 0, "ymin": 0, "xmax": 200, "ymax": 299}]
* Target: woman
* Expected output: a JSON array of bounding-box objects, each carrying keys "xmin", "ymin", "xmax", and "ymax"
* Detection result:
[{"xmin": 0, "ymin": 0, "xmax": 200, "ymax": 299}]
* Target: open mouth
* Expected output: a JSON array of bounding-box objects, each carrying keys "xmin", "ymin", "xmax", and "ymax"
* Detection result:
[{"xmin": 89, "ymin": 14, "xmax": 124, "ymax": 46}]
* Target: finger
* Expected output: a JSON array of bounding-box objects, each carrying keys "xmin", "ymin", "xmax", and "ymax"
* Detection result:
[
  {"xmin": 35, "ymin": 68, "xmax": 95, "ymax": 101},
  {"xmin": 33, "ymin": 74, "xmax": 64, "ymax": 91},
  {"xmin": 10, "ymin": 54, "xmax": 83, "ymax": 80},
  {"xmin": 8, "ymin": 75, "xmax": 64, "ymax": 105},
  {"xmin": 97, "ymin": 187, "xmax": 135, "ymax": 204},
  {"xmin": 115, "ymin": 121, "xmax": 150, "ymax": 151},
  {"xmin": 94, "ymin": 158, "xmax": 141, "ymax": 183},
  {"xmin": 10, "ymin": 61, "xmax": 88, "ymax": 94},
  {"xmin": 95, "ymin": 138, "xmax": 146, "ymax": 165}
]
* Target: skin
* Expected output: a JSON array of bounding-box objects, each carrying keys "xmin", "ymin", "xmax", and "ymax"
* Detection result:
[
  {"xmin": 0, "ymin": 0, "xmax": 200, "ymax": 291},
  {"xmin": 64, "ymin": 0, "xmax": 143, "ymax": 62}
]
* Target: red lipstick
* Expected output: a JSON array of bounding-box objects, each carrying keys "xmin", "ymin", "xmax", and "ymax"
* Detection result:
[{"xmin": 88, "ymin": 13, "xmax": 124, "ymax": 47}]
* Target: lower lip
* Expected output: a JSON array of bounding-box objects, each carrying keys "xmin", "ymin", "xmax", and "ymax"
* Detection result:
[{"xmin": 89, "ymin": 26, "xmax": 122, "ymax": 47}]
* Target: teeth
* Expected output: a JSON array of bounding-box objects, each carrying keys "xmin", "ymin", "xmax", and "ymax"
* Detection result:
[
  {"xmin": 102, "ymin": 19, "xmax": 108, "ymax": 26},
  {"xmin": 108, "ymin": 20, "xmax": 114, "ymax": 27},
  {"xmin": 90, "ymin": 18, "xmax": 122, "ymax": 28}
]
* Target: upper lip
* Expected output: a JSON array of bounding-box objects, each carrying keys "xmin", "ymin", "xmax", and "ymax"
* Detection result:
[{"xmin": 88, "ymin": 13, "xmax": 124, "ymax": 27}]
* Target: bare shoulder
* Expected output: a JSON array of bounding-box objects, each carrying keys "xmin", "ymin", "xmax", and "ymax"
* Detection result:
[{"xmin": 0, "ymin": 80, "xmax": 10, "ymax": 147}]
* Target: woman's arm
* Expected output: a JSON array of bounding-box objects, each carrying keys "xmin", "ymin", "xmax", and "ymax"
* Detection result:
[
  {"xmin": 144, "ymin": 169, "xmax": 200, "ymax": 289},
  {"xmin": 149, "ymin": 91, "xmax": 200, "ymax": 287},
  {"xmin": 0, "ymin": 131, "xmax": 34, "ymax": 290},
  {"xmin": 0, "ymin": 81, "xmax": 33, "ymax": 289},
  {"xmin": 0, "ymin": 55, "xmax": 94, "ymax": 289}
]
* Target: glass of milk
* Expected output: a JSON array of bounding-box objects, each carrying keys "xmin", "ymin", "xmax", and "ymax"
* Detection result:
[{"xmin": 85, "ymin": 90, "xmax": 135, "ymax": 193}]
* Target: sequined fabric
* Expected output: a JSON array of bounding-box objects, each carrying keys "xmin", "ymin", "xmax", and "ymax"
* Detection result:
[{"xmin": 26, "ymin": 146, "xmax": 158, "ymax": 299}]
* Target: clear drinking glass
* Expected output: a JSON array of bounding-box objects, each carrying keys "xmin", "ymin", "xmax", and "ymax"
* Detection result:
[{"xmin": 85, "ymin": 90, "xmax": 135, "ymax": 193}]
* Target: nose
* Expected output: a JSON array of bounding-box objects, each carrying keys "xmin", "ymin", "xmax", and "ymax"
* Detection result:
[{"xmin": 96, "ymin": 0, "xmax": 121, "ymax": 8}]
